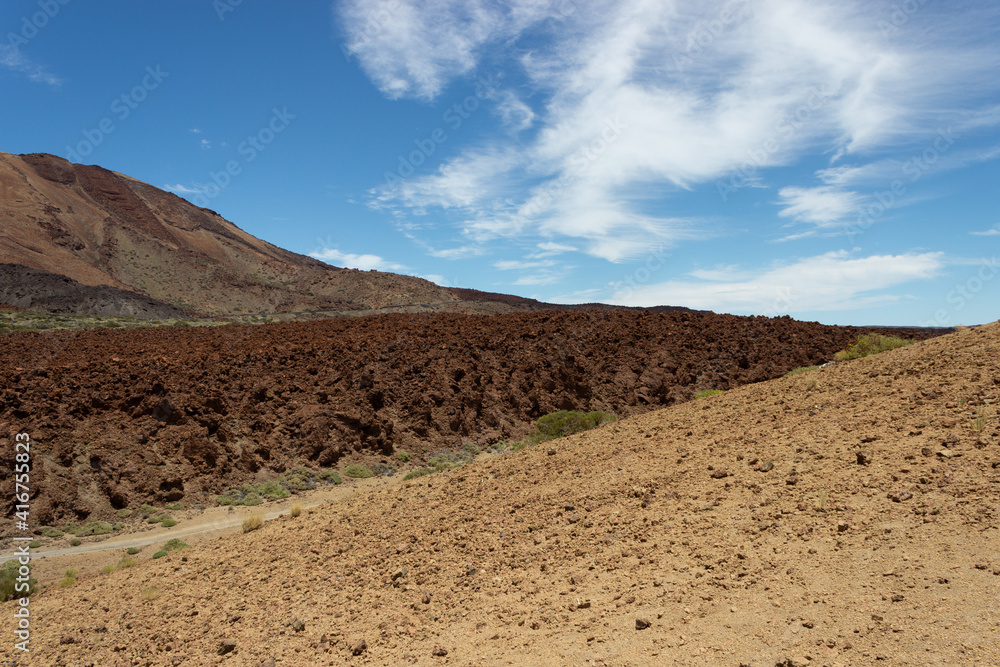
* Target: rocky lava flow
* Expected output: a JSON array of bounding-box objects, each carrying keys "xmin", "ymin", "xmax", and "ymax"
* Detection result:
[{"xmin": 0, "ymin": 310, "xmax": 941, "ymax": 523}]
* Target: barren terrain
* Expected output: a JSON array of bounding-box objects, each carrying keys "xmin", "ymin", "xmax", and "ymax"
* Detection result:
[
  {"xmin": 1, "ymin": 322, "xmax": 996, "ymax": 666},
  {"xmin": 0, "ymin": 310, "xmax": 941, "ymax": 523}
]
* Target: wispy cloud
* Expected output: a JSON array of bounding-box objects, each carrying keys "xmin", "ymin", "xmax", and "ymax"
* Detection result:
[
  {"xmin": 971, "ymin": 224, "xmax": 1000, "ymax": 237},
  {"xmin": 342, "ymin": 0, "xmax": 1000, "ymax": 262},
  {"xmin": 777, "ymin": 186, "xmax": 864, "ymax": 226},
  {"xmin": 0, "ymin": 45, "xmax": 62, "ymax": 86},
  {"xmin": 309, "ymin": 247, "xmax": 408, "ymax": 272},
  {"xmin": 163, "ymin": 183, "xmax": 211, "ymax": 196},
  {"xmin": 613, "ymin": 251, "xmax": 945, "ymax": 313}
]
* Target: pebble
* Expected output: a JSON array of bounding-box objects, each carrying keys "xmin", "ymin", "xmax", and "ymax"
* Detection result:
[
  {"xmin": 352, "ymin": 639, "xmax": 368, "ymax": 656},
  {"xmin": 217, "ymin": 640, "xmax": 236, "ymax": 656},
  {"xmin": 432, "ymin": 646, "xmax": 448, "ymax": 656},
  {"xmin": 635, "ymin": 617, "xmax": 651, "ymax": 630}
]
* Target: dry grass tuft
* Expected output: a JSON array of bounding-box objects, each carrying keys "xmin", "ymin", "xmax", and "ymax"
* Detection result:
[{"xmin": 242, "ymin": 513, "xmax": 265, "ymax": 533}]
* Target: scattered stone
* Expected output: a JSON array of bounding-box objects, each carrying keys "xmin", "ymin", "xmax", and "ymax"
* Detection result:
[
  {"xmin": 291, "ymin": 618, "xmax": 305, "ymax": 632},
  {"xmin": 59, "ymin": 635, "xmax": 76, "ymax": 645},
  {"xmin": 856, "ymin": 451, "xmax": 871, "ymax": 465},
  {"xmin": 432, "ymin": 646, "xmax": 448, "ymax": 657},
  {"xmin": 547, "ymin": 448, "xmax": 556, "ymax": 456},
  {"xmin": 391, "ymin": 567, "xmax": 407, "ymax": 581},
  {"xmin": 710, "ymin": 468, "xmax": 729, "ymax": 479},
  {"xmin": 351, "ymin": 639, "xmax": 367, "ymax": 656},
  {"xmin": 758, "ymin": 461, "xmax": 774, "ymax": 473},
  {"xmin": 921, "ymin": 447, "xmax": 935, "ymax": 457},
  {"xmin": 860, "ymin": 434, "xmax": 879, "ymax": 443},
  {"xmin": 802, "ymin": 620, "xmax": 815, "ymax": 628},
  {"xmin": 887, "ymin": 489, "xmax": 913, "ymax": 502},
  {"xmin": 259, "ymin": 659, "xmax": 276, "ymax": 667},
  {"xmin": 465, "ymin": 564, "xmax": 478, "ymax": 576},
  {"xmin": 837, "ymin": 521, "xmax": 850, "ymax": 532},
  {"xmin": 785, "ymin": 476, "xmax": 799, "ymax": 486},
  {"xmin": 937, "ymin": 449, "xmax": 955, "ymax": 458},
  {"xmin": 422, "ymin": 592, "xmax": 432, "ymax": 604},
  {"xmin": 891, "ymin": 594, "xmax": 905, "ymax": 602},
  {"xmin": 635, "ymin": 617, "xmax": 651, "ymax": 630},
  {"xmin": 217, "ymin": 640, "xmax": 237, "ymax": 656}
]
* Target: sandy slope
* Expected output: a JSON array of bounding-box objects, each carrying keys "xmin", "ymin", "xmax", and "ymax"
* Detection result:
[{"xmin": 1, "ymin": 324, "xmax": 998, "ymax": 666}]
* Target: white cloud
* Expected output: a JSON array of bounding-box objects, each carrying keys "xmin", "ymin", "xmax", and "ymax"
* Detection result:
[
  {"xmin": 777, "ymin": 186, "xmax": 864, "ymax": 225},
  {"xmin": 163, "ymin": 183, "xmax": 211, "ymax": 195},
  {"xmin": 971, "ymin": 224, "xmax": 1000, "ymax": 237},
  {"xmin": 0, "ymin": 45, "xmax": 61, "ymax": 86},
  {"xmin": 344, "ymin": 0, "xmax": 1000, "ymax": 255},
  {"xmin": 494, "ymin": 259, "xmax": 555, "ymax": 270},
  {"xmin": 309, "ymin": 247, "xmax": 408, "ymax": 271},
  {"xmin": 613, "ymin": 251, "xmax": 945, "ymax": 313}
]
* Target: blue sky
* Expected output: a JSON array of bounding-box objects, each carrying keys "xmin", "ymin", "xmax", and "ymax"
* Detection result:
[{"xmin": 2, "ymin": 0, "xmax": 998, "ymax": 326}]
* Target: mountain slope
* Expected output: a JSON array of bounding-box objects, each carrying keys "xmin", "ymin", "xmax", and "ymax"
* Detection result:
[
  {"xmin": 0, "ymin": 152, "xmax": 462, "ymax": 316},
  {"xmin": 3, "ymin": 323, "xmax": 997, "ymax": 666}
]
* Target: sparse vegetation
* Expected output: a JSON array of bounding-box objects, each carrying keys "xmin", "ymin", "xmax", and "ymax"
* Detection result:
[
  {"xmin": 0, "ymin": 310, "xmax": 228, "ymax": 335},
  {"xmin": 139, "ymin": 504, "xmax": 158, "ymax": 516},
  {"xmin": 101, "ymin": 565, "xmax": 116, "ymax": 574},
  {"xmin": 242, "ymin": 513, "xmax": 265, "ymax": 533},
  {"xmin": 126, "ymin": 547, "xmax": 141, "ymax": 555},
  {"xmin": 344, "ymin": 464, "xmax": 374, "ymax": 479},
  {"xmin": 163, "ymin": 538, "xmax": 187, "ymax": 552},
  {"xmin": 290, "ymin": 503, "xmax": 303, "ymax": 518},
  {"xmin": 804, "ymin": 378, "xmax": 818, "ymax": 392},
  {"xmin": 70, "ymin": 538, "xmax": 82, "ymax": 547},
  {"xmin": 64, "ymin": 519, "xmax": 114, "ymax": 536},
  {"xmin": 56, "ymin": 568, "xmax": 78, "ymax": 588},
  {"xmin": 165, "ymin": 502, "xmax": 186, "ymax": 511},
  {"xmin": 116, "ymin": 509, "xmax": 133, "ymax": 519},
  {"xmin": 536, "ymin": 410, "xmax": 617, "ymax": 439},
  {"xmin": 695, "ymin": 389, "xmax": 725, "ymax": 399},
  {"xmin": 396, "ymin": 451, "xmax": 412, "ymax": 462},
  {"xmin": 152, "ymin": 550, "xmax": 168, "ymax": 559},
  {"xmin": 141, "ymin": 587, "xmax": 161, "ymax": 601},
  {"xmin": 118, "ymin": 557, "xmax": 137, "ymax": 568},
  {"xmin": 403, "ymin": 467, "xmax": 435, "ymax": 481},
  {"xmin": 216, "ymin": 466, "xmax": 340, "ymax": 505},
  {"xmin": 40, "ymin": 526, "xmax": 63, "ymax": 538},
  {"xmin": 160, "ymin": 518, "xmax": 178, "ymax": 528},
  {"xmin": 28, "ymin": 540, "xmax": 42, "ymax": 549},
  {"xmin": 784, "ymin": 365, "xmax": 820, "ymax": 377},
  {"xmin": 834, "ymin": 334, "xmax": 913, "ymax": 362},
  {"xmin": 0, "ymin": 559, "xmax": 37, "ymax": 601},
  {"xmin": 427, "ymin": 448, "xmax": 475, "ymax": 471}
]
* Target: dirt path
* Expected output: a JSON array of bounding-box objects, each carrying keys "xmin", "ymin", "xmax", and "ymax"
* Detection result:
[{"xmin": 0, "ymin": 476, "xmax": 395, "ymax": 581}]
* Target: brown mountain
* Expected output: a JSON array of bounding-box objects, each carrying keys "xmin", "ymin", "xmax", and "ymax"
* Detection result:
[{"xmin": 0, "ymin": 152, "xmax": 479, "ymax": 316}]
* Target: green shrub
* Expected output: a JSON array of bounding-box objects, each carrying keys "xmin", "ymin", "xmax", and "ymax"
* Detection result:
[
  {"xmin": 318, "ymin": 469, "xmax": 342, "ymax": 484},
  {"xmin": 40, "ymin": 526, "xmax": 64, "ymax": 538},
  {"xmin": 160, "ymin": 518, "xmax": 177, "ymax": 528},
  {"xmin": 163, "ymin": 538, "xmax": 187, "ymax": 552},
  {"xmin": 536, "ymin": 410, "xmax": 617, "ymax": 440},
  {"xmin": 126, "ymin": 547, "xmax": 140, "ymax": 555},
  {"xmin": 694, "ymin": 389, "xmax": 724, "ymax": 399},
  {"xmin": 139, "ymin": 504, "xmax": 158, "ymax": 515},
  {"xmin": 165, "ymin": 502, "xmax": 185, "ymax": 511},
  {"xmin": 461, "ymin": 442, "xmax": 481, "ymax": 456},
  {"xmin": 257, "ymin": 480, "xmax": 293, "ymax": 499},
  {"xmin": 344, "ymin": 464, "xmax": 373, "ymax": 479},
  {"xmin": 70, "ymin": 538, "xmax": 82, "ymax": 547},
  {"xmin": 783, "ymin": 365, "xmax": 820, "ymax": 377},
  {"xmin": 0, "ymin": 559, "xmax": 37, "ymax": 601},
  {"xmin": 403, "ymin": 468, "xmax": 435, "ymax": 481},
  {"xmin": 28, "ymin": 540, "xmax": 42, "ymax": 549},
  {"xmin": 427, "ymin": 448, "xmax": 473, "ymax": 471},
  {"xmin": 116, "ymin": 509, "xmax": 134, "ymax": 519},
  {"xmin": 834, "ymin": 334, "xmax": 913, "ymax": 362},
  {"xmin": 63, "ymin": 522, "xmax": 79, "ymax": 535},
  {"xmin": 101, "ymin": 565, "xmax": 116, "ymax": 574},
  {"xmin": 152, "ymin": 550, "xmax": 168, "ymax": 559},
  {"xmin": 396, "ymin": 451, "xmax": 412, "ymax": 462},
  {"xmin": 56, "ymin": 568, "xmax": 78, "ymax": 588},
  {"xmin": 118, "ymin": 557, "xmax": 137, "ymax": 568}
]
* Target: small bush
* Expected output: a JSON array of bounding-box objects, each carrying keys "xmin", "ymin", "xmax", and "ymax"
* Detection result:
[
  {"xmin": 57, "ymin": 568, "xmax": 78, "ymax": 588},
  {"xmin": 70, "ymin": 538, "xmax": 82, "ymax": 547},
  {"xmin": 165, "ymin": 502, "xmax": 185, "ymax": 511},
  {"xmin": 396, "ymin": 451, "xmax": 412, "ymax": 462},
  {"xmin": 152, "ymin": 550, "xmax": 168, "ymax": 559},
  {"xmin": 784, "ymin": 365, "xmax": 820, "ymax": 377},
  {"xmin": 160, "ymin": 518, "xmax": 177, "ymax": 528},
  {"xmin": 118, "ymin": 557, "xmax": 137, "ymax": 568},
  {"xmin": 28, "ymin": 540, "xmax": 42, "ymax": 549},
  {"xmin": 694, "ymin": 389, "xmax": 724, "ymax": 399},
  {"xmin": 40, "ymin": 526, "xmax": 63, "ymax": 538},
  {"xmin": 139, "ymin": 504, "xmax": 158, "ymax": 515},
  {"xmin": 403, "ymin": 468, "xmax": 435, "ymax": 480},
  {"xmin": 373, "ymin": 463, "xmax": 396, "ymax": 477},
  {"xmin": 141, "ymin": 587, "xmax": 160, "ymax": 601},
  {"xmin": 242, "ymin": 513, "xmax": 265, "ymax": 533},
  {"xmin": 461, "ymin": 442, "xmax": 481, "ymax": 456},
  {"xmin": 319, "ymin": 469, "xmax": 342, "ymax": 484},
  {"xmin": 0, "ymin": 560, "xmax": 37, "ymax": 601},
  {"xmin": 117, "ymin": 509, "xmax": 134, "ymax": 519},
  {"xmin": 101, "ymin": 565, "xmax": 116, "ymax": 574},
  {"xmin": 834, "ymin": 334, "xmax": 913, "ymax": 362},
  {"xmin": 163, "ymin": 538, "xmax": 187, "ymax": 552},
  {"xmin": 126, "ymin": 547, "xmax": 141, "ymax": 555},
  {"xmin": 536, "ymin": 410, "xmax": 617, "ymax": 440},
  {"xmin": 290, "ymin": 503, "xmax": 303, "ymax": 518},
  {"xmin": 344, "ymin": 464, "xmax": 373, "ymax": 479},
  {"xmin": 256, "ymin": 480, "xmax": 292, "ymax": 499}
]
